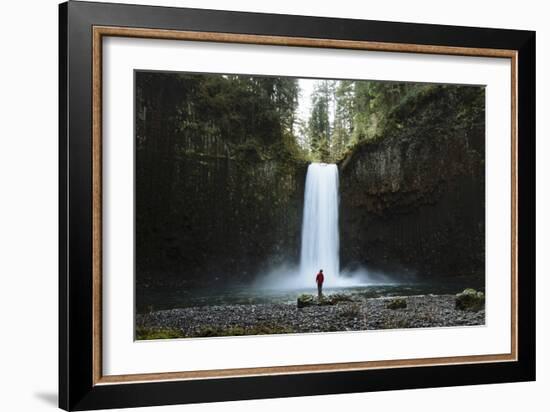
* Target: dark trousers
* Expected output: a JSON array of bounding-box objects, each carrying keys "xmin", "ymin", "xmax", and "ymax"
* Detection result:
[{"xmin": 317, "ymin": 283, "xmax": 323, "ymax": 297}]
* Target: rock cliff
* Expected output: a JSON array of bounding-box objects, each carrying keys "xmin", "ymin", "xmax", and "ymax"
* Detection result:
[{"xmin": 339, "ymin": 85, "xmax": 485, "ymax": 278}]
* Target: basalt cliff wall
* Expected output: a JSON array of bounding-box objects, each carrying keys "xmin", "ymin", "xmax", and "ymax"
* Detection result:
[{"xmin": 339, "ymin": 86, "xmax": 485, "ymax": 278}]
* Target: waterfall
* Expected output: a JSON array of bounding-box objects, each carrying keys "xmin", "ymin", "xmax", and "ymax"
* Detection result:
[
  {"xmin": 299, "ymin": 163, "xmax": 340, "ymax": 284},
  {"xmin": 255, "ymin": 161, "xmax": 374, "ymax": 289}
]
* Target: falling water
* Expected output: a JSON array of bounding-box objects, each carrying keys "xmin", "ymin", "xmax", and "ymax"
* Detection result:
[{"xmin": 299, "ymin": 163, "xmax": 340, "ymax": 284}]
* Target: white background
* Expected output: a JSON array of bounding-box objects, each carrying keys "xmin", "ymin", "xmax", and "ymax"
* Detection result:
[
  {"xmin": 103, "ymin": 37, "xmax": 511, "ymax": 376},
  {"xmin": 0, "ymin": 0, "xmax": 546, "ymax": 411}
]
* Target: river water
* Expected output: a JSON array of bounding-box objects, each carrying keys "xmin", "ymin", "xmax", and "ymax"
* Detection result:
[{"xmin": 136, "ymin": 279, "xmax": 484, "ymax": 314}]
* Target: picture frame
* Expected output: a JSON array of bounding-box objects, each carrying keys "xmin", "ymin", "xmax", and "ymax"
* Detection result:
[{"xmin": 59, "ymin": 1, "xmax": 536, "ymax": 410}]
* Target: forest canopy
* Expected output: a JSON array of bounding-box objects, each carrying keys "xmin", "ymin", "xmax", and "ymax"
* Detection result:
[{"xmin": 136, "ymin": 72, "xmax": 483, "ymax": 165}]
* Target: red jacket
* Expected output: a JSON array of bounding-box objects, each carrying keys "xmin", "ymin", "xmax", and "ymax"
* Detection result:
[{"xmin": 316, "ymin": 272, "xmax": 324, "ymax": 284}]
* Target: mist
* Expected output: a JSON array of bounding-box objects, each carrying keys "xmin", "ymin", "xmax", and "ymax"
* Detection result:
[{"xmin": 252, "ymin": 262, "xmax": 401, "ymax": 290}]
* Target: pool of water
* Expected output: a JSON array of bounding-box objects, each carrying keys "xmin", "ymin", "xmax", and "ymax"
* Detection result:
[{"xmin": 136, "ymin": 279, "xmax": 484, "ymax": 314}]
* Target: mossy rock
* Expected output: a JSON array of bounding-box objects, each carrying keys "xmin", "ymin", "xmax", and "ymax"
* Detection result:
[
  {"xmin": 297, "ymin": 294, "xmax": 315, "ymax": 308},
  {"xmin": 327, "ymin": 293, "xmax": 354, "ymax": 304},
  {"xmin": 455, "ymin": 289, "xmax": 485, "ymax": 311},
  {"xmin": 317, "ymin": 295, "xmax": 335, "ymax": 306},
  {"xmin": 386, "ymin": 298, "xmax": 407, "ymax": 310},
  {"xmin": 298, "ymin": 293, "xmax": 355, "ymax": 308}
]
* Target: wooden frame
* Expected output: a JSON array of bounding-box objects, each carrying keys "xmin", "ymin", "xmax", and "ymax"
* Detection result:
[{"xmin": 60, "ymin": 1, "xmax": 535, "ymax": 410}]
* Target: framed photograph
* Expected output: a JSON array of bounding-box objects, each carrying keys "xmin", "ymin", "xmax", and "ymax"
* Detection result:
[{"xmin": 59, "ymin": 1, "xmax": 535, "ymax": 410}]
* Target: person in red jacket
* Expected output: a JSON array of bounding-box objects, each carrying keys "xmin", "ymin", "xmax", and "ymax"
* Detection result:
[{"xmin": 316, "ymin": 269, "xmax": 324, "ymax": 298}]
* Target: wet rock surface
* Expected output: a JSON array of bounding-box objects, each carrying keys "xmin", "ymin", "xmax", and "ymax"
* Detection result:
[
  {"xmin": 136, "ymin": 294, "xmax": 485, "ymax": 338},
  {"xmin": 339, "ymin": 86, "xmax": 485, "ymax": 277}
]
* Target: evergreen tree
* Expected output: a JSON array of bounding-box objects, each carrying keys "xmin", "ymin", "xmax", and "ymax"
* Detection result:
[
  {"xmin": 307, "ymin": 80, "xmax": 334, "ymax": 161},
  {"xmin": 332, "ymin": 80, "xmax": 355, "ymax": 158}
]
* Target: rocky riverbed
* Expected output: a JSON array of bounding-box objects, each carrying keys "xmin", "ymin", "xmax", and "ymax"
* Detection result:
[{"xmin": 136, "ymin": 294, "xmax": 485, "ymax": 339}]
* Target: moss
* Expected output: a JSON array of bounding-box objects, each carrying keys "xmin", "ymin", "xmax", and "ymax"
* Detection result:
[
  {"xmin": 455, "ymin": 289, "xmax": 485, "ymax": 311},
  {"xmin": 379, "ymin": 318, "xmax": 410, "ymax": 329},
  {"xmin": 137, "ymin": 324, "xmax": 295, "ymax": 339},
  {"xmin": 297, "ymin": 293, "xmax": 315, "ymax": 308},
  {"xmin": 234, "ymin": 140, "xmax": 264, "ymax": 163},
  {"xmin": 317, "ymin": 295, "xmax": 332, "ymax": 305},
  {"xmin": 327, "ymin": 293, "xmax": 355, "ymax": 304},
  {"xmin": 298, "ymin": 293, "xmax": 356, "ymax": 308},
  {"xmin": 136, "ymin": 327, "xmax": 185, "ymax": 340},
  {"xmin": 386, "ymin": 298, "xmax": 407, "ymax": 310},
  {"xmin": 339, "ymin": 303, "xmax": 362, "ymax": 319},
  {"xmin": 192, "ymin": 323, "xmax": 294, "ymax": 337}
]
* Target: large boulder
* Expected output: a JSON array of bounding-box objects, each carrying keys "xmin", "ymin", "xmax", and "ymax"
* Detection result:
[
  {"xmin": 297, "ymin": 293, "xmax": 355, "ymax": 308},
  {"xmin": 297, "ymin": 294, "xmax": 315, "ymax": 308},
  {"xmin": 455, "ymin": 289, "xmax": 485, "ymax": 311}
]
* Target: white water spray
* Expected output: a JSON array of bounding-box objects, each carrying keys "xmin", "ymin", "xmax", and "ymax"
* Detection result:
[
  {"xmin": 299, "ymin": 163, "xmax": 340, "ymax": 284},
  {"xmin": 255, "ymin": 162, "xmax": 389, "ymax": 289}
]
